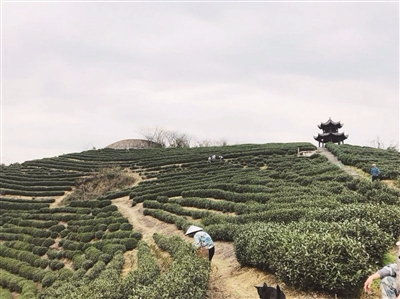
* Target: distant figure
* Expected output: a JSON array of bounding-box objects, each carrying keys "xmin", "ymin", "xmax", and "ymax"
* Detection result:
[
  {"xmin": 219, "ymin": 155, "xmax": 224, "ymax": 161},
  {"xmin": 185, "ymin": 225, "xmax": 215, "ymax": 261},
  {"xmin": 255, "ymin": 282, "xmax": 286, "ymax": 299},
  {"xmin": 208, "ymin": 156, "xmax": 211, "ymax": 163},
  {"xmin": 212, "ymin": 154, "xmax": 216, "ymax": 161},
  {"xmin": 371, "ymin": 163, "xmax": 381, "ymax": 182}
]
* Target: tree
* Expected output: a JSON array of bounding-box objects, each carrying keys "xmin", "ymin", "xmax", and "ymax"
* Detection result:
[
  {"xmin": 140, "ymin": 126, "xmax": 167, "ymax": 147},
  {"xmin": 370, "ymin": 136, "xmax": 384, "ymax": 149},
  {"xmin": 195, "ymin": 139, "xmax": 228, "ymax": 147},
  {"xmin": 370, "ymin": 136, "xmax": 399, "ymax": 151},
  {"xmin": 140, "ymin": 127, "xmax": 191, "ymax": 148},
  {"xmin": 386, "ymin": 144, "xmax": 399, "ymax": 152},
  {"xmin": 165, "ymin": 131, "xmax": 191, "ymax": 148}
]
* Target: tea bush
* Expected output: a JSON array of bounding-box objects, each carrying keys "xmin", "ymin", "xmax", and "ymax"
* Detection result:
[
  {"xmin": 1, "ymin": 142, "xmax": 398, "ymax": 297},
  {"xmin": 234, "ymin": 222, "xmax": 370, "ymax": 297}
]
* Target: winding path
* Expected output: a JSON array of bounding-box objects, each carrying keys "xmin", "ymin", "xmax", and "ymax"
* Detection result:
[
  {"xmin": 112, "ymin": 196, "xmax": 332, "ymax": 299},
  {"xmin": 110, "ymin": 152, "xmax": 378, "ymax": 298},
  {"xmin": 317, "ymin": 147, "xmax": 362, "ymax": 179}
]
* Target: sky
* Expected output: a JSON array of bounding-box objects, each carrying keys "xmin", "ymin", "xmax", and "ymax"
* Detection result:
[{"xmin": 1, "ymin": 0, "xmax": 399, "ymax": 165}]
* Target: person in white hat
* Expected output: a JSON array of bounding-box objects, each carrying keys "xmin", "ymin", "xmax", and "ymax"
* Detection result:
[{"xmin": 185, "ymin": 225, "xmax": 215, "ymax": 261}]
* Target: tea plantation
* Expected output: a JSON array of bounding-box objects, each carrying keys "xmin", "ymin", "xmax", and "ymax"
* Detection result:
[{"xmin": 0, "ymin": 142, "xmax": 399, "ymax": 298}]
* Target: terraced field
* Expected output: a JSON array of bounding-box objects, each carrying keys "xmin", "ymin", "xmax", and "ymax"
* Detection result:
[{"xmin": 1, "ymin": 143, "xmax": 399, "ymax": 299}]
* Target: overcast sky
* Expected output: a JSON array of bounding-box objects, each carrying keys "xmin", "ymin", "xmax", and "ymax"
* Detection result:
[{"xmin": 1, "ymin": 0, "xmax": 399, "ymax": 165}]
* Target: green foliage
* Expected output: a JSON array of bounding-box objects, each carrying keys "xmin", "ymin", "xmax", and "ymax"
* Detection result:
[
  {"xmin": 326, "ymin": 143, "xmax": 400, "ymax": 179},
  {"xmin": 127, "ymin": 234, "xmax": 210, "ymax": 299},
  {"xmin": 49, "ymin": 260, "xmax": 64, "ymax": 271},
  {"xmin": 0, "ymin": 287, "xmax": 13, "ymax": 299},
  {"xmin": 204, "ymin": 223, "xmax": 239, "ymax": 242},
  {"xmin": 1, "ymin": 142, "xmax": 398, "ymax": 297},
  {"xmin": 121, "ymin": 240, "xmax": 160, "ymax": 296},
  {"xmin": 234, "ymin": 222, "xmax": 370, "ymax": 297},
  {"xmin": 41, "ymin": 272, "xmax": 57, "ymax": 288}
]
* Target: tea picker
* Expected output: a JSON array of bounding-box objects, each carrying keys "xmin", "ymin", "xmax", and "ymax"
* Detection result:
[{"xmin": 185, "ymin": 225, "xmax": 215, "ymax": 261}]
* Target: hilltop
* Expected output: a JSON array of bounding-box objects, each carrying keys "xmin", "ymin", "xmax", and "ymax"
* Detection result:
[{"xmin": 0, "ymin": 142, "xmax": 399, "ymax": 299}]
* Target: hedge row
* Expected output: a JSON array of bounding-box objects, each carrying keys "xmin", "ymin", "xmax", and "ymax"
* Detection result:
[
  {"xmin": 121, "ymin": 240, "xmax": 160, "ymax": 293},
  {"xmin": 0, "ymin": 226, "xmax": 54, "ymax": 239},
  {"xmin": 326, "ymin": 143, "xmax": 400, "ymax": 179},
  {"xmin": 0, "ymin": 201, "xmax": 50, "ymax": 211},
  {"xmin": 0, "ymin": 244, "xmax": 48, "ymax": 269},
  {"xmin": 0, "ymin": 256, "xmax": 48, "ymax": 282},
  {"xmin": 0, "ymin": 197, "xmax": 55, "ymax": 204},
  {"xmin": 143, "ymin": 200, "xmax": 211, "ymax": 219},
  {"xmin": 0, "ymin": 181, "xmax": 72, "ymax": 192},
  {"xmin": 234, "ymin": 221, "xmax": 379, "ymax": 297},
  {"xmin": 0, "ymin": 189, "xmax": 65, "ymax": 197},
  {"xmin": 0, "ymin": 269, "xmax": 37, "ymax": 298}
]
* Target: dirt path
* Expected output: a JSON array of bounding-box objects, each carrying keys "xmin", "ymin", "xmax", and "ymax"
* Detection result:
[
  {"xmin": 317, "ymin": 147, "xmax": 398, "ymax": 189},
  {"xmin": 317, "ymin": 147, "xmax": 362, "ymax": 179},
  {"xmin": 110, "ymin": 167, "xmax": 384, "ymax": 298},
  {"xmin": 112, "ymin": 196, "xmax": 333, "ymax": 299}
]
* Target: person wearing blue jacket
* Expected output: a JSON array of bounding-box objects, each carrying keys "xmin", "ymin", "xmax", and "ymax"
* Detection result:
[{"xmin": 371, "ymin": 163, "xmax": 381, "ymax": 182}]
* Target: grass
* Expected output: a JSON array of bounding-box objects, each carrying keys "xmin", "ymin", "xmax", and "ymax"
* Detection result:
[{"xmin": 382, "ymin": 246, "xmax": 398, "ymax": 265}]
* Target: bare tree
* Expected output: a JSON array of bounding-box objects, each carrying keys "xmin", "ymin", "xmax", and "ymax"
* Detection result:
[
  {"xmin": 370, "ymin": 136, "xmax": 384, "ymax": 149},
  {"xmin": 195, "ymin": 139, "xmax": 213, "ymax": 147},
  {"xmin": 175, "ymin": 133, "xmax": 191, "ymax": 148},
  {"xmin": 370, "ymin": 136, "xmax": 399, "ymax": 151},
  {"xmin": 195, "ymin": 138, "xmax": 228, "ymax": 147},
  {"xmin": 164, "ymin": 130, "xmax": 177, "ymax": 147},
  {"xmin": 386, "ymin": 143, "xmax": 399, "ymax": 152},
  {"xmin": 216, "ymin": 139, "xmax": 228, "ymax": 146},
  {"xmin": 140, "ymin": 126, "xmax": 167, "ymax": 147},
  {"xmin": 140, "ymin": 127, "xmax": 191, "ymax": 148},
  {"xmin": 165, "ymin": 131, "xmax": 191, "ymax": 148}
]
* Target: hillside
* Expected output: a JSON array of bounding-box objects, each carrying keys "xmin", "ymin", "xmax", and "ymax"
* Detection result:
[{"xmin": 0, "ymin": 142, "xmax": 399, "ymax": 299}]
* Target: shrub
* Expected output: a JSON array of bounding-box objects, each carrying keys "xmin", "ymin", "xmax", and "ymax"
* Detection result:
[
  {"xmin": 121, "ymin": 241, "xmax": 160, "ymax": 295},
  {"xmin": 94, "ymin": 230, "xmax": 105, "ymax": 240},
  {"xmin": 0, "ymin": 288, "xmax": 12, "ymax": 299},
  {"xmin": 49, "ymin": 260, "xmax": 64, "ymax": 271},
  {"xmin": 57, "ymin": 268, "xmax": 74, "ymax": 282},
  {"xmin": 102, "ymin": 244, "xmax": 126, "ymax": 255},
  {"xmin": 34, "ymin": 258, "xmax": 49, "ymax": 269},
  {"xmin": 82, "ymin": 260, "xmax": 94, "ymax": 271},
  {"xmin": 84, "ymin": 260, "xmax": 106, "ymax": 281},
  {"xmin": 32, "ymin": 246, "xmax": 48, "ymax": 256},
  {"xmin": 72, "ymin": 254, "xmax": 85, "ymax": 270},
  {"xmin": 234, "ymin": 222, "xmax": 370, "ymax": 297},
  {"xmin": 85, "ymin": 246, "xmax": 103, "ymax": 263},
  {"xmin": 122, "ymin": 238, "xmax": 138, "ymax": 250},
  {"xmin": 120, "ymin": 223, "xmax": 133, "ymax": 231},
  {"xmin": 98, "ymin": 253, "xmax": 112, "ymax": 264},
  {"xmin": 108, "ymin": 223, "xmax": 120, "ymax": 232},
  {"xmin": 41, "ymin": 271, "xmax": 57, "ymax": 287},
  {"xmin": 41, "ymin": 238, "xmax": 55, "ymax": 248},
  {"xmin": 60, "ymin": 229, "xmax": 70, "ymax": 238}
]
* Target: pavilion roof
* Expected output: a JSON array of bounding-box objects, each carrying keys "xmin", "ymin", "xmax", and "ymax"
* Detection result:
[
  {"xmin": 314, "ymin": 132, "xmax": 348, "ymax": 142},
  {"xmin": 318, "ymin": 117, "xmax": 343, "ymax": 129}
]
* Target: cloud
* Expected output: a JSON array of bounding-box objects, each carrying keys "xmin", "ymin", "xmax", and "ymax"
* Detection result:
[{"xmin": 1, "ymin": 1, "xmax": 399, "ymax": 164}]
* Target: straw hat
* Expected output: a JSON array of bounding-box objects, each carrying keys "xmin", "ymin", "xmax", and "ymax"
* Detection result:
[{"xmin": 185, "ymin": 225, "xmax": 203, "ymax": 235}]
